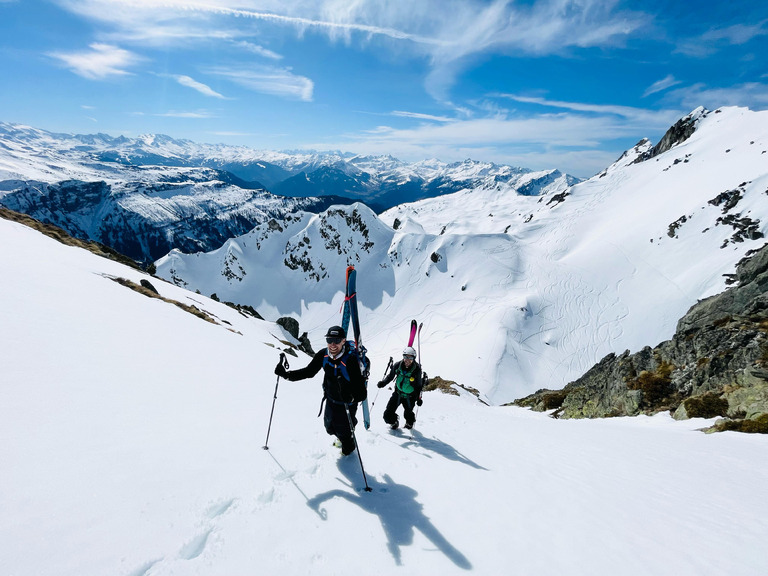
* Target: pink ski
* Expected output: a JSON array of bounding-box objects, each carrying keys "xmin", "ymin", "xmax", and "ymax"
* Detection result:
[{"xmin": 407, "ymin": 319, "xmax": 417, "ymax": 347}]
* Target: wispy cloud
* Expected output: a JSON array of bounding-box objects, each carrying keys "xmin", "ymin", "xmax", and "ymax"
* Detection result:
[
  {"xmin": 421, "ymin": 1, "xmax": 649, "ymax": 100},
  {"xmin": 53, "ymin": 0, "xmax": 443, "ymax": 46},
  {"xmin": 495, "ymin": 94, "xmax": 676, "ymax": 125},
  {"xmin": 205, "ymin": 65, "xmax": 314, "ymax": 101},
  {"xmin": 232, "ymin": 41, "xmax": 283, "ymax": 60},
  {"xmin": 209, "ymin": 131, "xmax": 258, "ymax": 137},
  {"xmin": 642, "ymin": 75, "xmax": 681, "ymax": 98},
  {"xmin": 311, "ymin": 102, "xmax": 682, "ymax": 177},
  {"xmin": 154, "ymin": 110, "xmax": 217, "ymax": 118},
  {"xmin": 171, "ymin": 74, "xmax": 228, "ymax": 99},
  {"xmin": 702, "ymin": 20, "xmax": 768, "ymax": 45},
  {"xmin": 52, "ymin": 1, "xmax": 648, "ymax": 99},
  {"xmin": 47, "ymin": 43, "xmax": 141, "ymax": 79},
  {"xmin": 668, "ymin": 82, "xmax": 768, "ymax": 110},
  {"xmin": 675, "ymin": 20, "xmax": 768, "ymax": 57},
  {"xmin": 391, "ymin": 110, "xmax": 453, "ymax": 122}
]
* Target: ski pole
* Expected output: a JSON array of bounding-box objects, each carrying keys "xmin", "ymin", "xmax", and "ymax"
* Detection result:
[
  {"xmin": 335, "ymin": 378, "xmax": 372, "ymax": 492},
  {"xmin": 414, "ymin": 379, "xmax": 425, "ymax": 423},
  {"xmin": 369, "ymin": 356, "xmax": 393, "ymax": 414},
  {"xmin": 342, "ymin": 402, "xmax": 372, "ymax": 492},
  {"xmin": 263, "ymin": 353, "xmax": 288, "ymax": 450}
]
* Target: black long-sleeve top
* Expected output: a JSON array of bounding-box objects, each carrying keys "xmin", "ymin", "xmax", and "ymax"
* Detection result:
[{"xmin": 286, "ymin": 343, "xmax": 367, "ymax": 403}]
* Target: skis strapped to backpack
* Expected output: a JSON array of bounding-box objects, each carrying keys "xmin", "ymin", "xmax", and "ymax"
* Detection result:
[
  {"xmin": 417, "ymin": 322, "xmax": 425, "ymax": 405},
  {"xmin": 408, "ymin": 319, "xmax": 417, "ymax": 347},
  {"xmin": 342, "ymin": 266, "xmax": 371, "ymax": 429}
]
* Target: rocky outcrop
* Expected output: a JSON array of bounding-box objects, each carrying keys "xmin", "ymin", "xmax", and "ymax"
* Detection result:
[
  {"xmin": 276, "ymin": 316, "xmax": 314, "ymax": 356},
  {"xmin": 632, "ymin": 108, "xmax": 704, "ymax": 164},
  {"xmin": 514, "ymin": 242, "xmax": 768, "ymax": 433}
]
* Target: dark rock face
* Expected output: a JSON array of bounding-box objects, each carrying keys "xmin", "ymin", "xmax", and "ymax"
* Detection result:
[
  {"xmin": 514, "ymin": 242, "xmax": 768, "ymax": 432},
  {"xmin": 633, "ymin": 109, "xmax": 702, "ymax": 164},
  {"xmin": 277, "ymin": 316, "xmax": 300, "ymax": 339}
]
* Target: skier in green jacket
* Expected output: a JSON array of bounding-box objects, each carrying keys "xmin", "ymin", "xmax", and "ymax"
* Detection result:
[{"xmin": 377, "ymin": 346, "xmax": 423, "ymax": 430}]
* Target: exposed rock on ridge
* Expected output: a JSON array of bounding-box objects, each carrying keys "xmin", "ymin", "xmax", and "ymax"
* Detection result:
[
  {"xmin": 633, "ymin": 107, "xmax": 705, "ymax": 164},
  {"xmin": 514, "ymin": 242, "xmax": 768, "ymax": 433}
]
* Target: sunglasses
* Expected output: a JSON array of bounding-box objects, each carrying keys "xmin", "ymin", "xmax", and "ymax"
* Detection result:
[{"xmin": 326, "ymin": 337, "xmax": 344, "ymax": 345}]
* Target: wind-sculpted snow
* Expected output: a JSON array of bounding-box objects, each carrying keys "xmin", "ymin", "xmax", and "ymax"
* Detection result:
[{"xmin": 157, "ymin": 107, "xmax": 768, "ymax": 405}]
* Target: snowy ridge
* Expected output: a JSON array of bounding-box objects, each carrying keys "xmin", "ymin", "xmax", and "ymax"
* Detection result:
[{"xmin": 158, "ymin": 107, "xmax": 768, "ymax": 404}]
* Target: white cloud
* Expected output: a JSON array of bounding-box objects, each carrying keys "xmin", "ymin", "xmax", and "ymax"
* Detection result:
[
  {"xmin": 391, "ymin": 110, "xmax": 453, "ymax": 122},
  {"xmin": 173, "ymin": 75, "xmax": 228, "ymax": 99},
  {"xmin": 205, "ymin": 65, "xmax": 314, "ymax": 101},
  {"xmin": 47, "ymin": 43, "xmax": 141, "ymax": 79},
  {"xmin": 52, "ymin": 1, "xmax": 648, "ymax": 99},
  {"xmin": 154, "ymin": 110, "xmax": 217, "ymax": 118},
  {"xmin": 307, "ymin": 103, "xmax": 683, "ymax": 177},
  {"xmin": 702, "ymin": 20, "xmax": 768, "ymax": 45},
  {"xmin": 53, "ymin": 0, "xmax": 441, "ymax": 46},
  {"xmin": 495, "ymin": 94, "xmax": 679, "ymax": 126},
  {"xmin": 642, "ymin": 75, "xmax": 681, "ymax": 98},
  {"xmin": 233, "ymin": 41, "xmax": 283, "ymax": 60},
  {"xmin": 675, "ymin": 20, "xmax": 768, "ymax": 57},
  {"xmin": 668, "ymin": 82, "xmax": 768, "ymax": 111}
]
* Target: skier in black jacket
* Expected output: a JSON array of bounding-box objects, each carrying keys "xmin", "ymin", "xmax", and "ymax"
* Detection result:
[
  {"xmin": 275, "ymin": 326, "xmax": 367, "ymax": 455},
  {"xmin": 377, "ymin": 346, "xmax": 423, "ymax": 430}
]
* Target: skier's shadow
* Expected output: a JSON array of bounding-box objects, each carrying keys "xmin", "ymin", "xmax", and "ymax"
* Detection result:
[
  {"xmin": 308, "ymin": 457, "xmax": 472, "ymax": 569},
  {"xmin": 395, "ymin": 429, "xmax": 488, "ymax": 470}
]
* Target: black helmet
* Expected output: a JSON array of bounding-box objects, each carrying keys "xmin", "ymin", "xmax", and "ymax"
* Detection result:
[{"xmin": 325, "ymin": 325, "xmax": 346, "ymax": 339}]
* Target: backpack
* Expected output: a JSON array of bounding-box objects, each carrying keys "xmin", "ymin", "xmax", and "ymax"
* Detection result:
[{"xmin": 322, "ymin": 341, "xmax": 368, "ymax": 402}]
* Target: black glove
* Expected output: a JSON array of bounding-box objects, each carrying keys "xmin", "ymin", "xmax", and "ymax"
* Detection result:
[
  {"xmin": 416, "ymin": 397, "xmax": 423, "ymax": 406},
  {"xmin": 274, "ymin": 363, "xmax": 288, "ymax": 378},
  {"xmin": 377, "ymin": 380, "xmax": 387, "ymax": 388}
]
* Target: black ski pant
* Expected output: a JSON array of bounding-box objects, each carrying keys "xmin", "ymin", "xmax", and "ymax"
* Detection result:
[
  {"xmin": 383, "ymin": 391, "xmax": 416, "ymax": 427},
  {"xmin": 323, "ymin": 399, "xmax": 358, "ymax": 452}
]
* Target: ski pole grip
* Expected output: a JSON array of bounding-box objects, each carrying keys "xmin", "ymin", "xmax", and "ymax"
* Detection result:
[{"xmin": 280, "ymin": 352, "xmax": 289, "ymax": 370}]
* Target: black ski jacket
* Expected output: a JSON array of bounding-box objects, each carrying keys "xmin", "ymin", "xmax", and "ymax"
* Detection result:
[{"xmin": 285, "ymin": 343, "xmax": 367, "ymax": 404}]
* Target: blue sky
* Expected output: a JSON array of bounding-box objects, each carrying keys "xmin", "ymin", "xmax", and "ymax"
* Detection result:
[{"xmin": 1, "ymin": 0, "xmax": 766, "ymax": 178}]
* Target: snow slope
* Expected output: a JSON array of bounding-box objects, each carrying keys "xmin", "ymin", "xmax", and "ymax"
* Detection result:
[
  {"xmin": 2, "ymin": 205, "xmax": 768, "ymax": 576},
  {"xmin": 157, "ymin": 107, "xmax": 768, "ymax": 403}
]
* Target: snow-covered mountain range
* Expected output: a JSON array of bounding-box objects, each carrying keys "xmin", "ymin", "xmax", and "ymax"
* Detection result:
[
  {"xmin": 0, "ymin": 122, "xmax": 573, "ymax": 262},
  {"xmin": 155, "ymin": 107, "xmax": 768, "ymax": 403}
]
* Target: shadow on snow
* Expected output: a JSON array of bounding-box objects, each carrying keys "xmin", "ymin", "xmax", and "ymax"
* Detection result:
[
  {"xmin": 390, "ymin": 428, "xmax": 488, "ymax": 470},
  {"xmin": 307, "ymin": 457, "xmax": 472, "ymax": 569}
]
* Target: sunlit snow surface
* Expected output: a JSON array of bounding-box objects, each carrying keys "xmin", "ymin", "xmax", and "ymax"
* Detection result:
[{"xmin": 2, "ymin": 216, "xmax": 768, "ymax": 576}]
